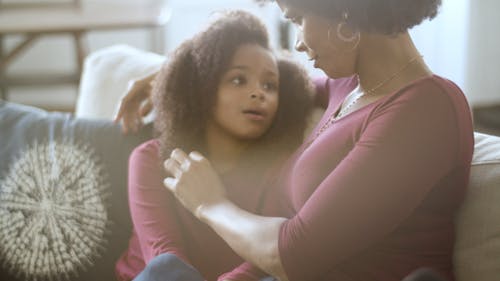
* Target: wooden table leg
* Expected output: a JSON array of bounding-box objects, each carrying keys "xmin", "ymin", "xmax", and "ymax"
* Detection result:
[
  {"xmin": 73, "ymin": 30, "xmax": 88, "ymax": 79},
  {"xmin": 0, "ymin": 34, "xmax": 39, "ymax": 101},
  {"xmin": 0, "ymin": 34, "xmax": 38, "ymax": 71},
  {"xmin": 0, "ymin": 34, "xmax": 7, "ymax": 100},
  {"xmin": 72, "ymin": 30, "xmax": 88, "ymax": 111}
]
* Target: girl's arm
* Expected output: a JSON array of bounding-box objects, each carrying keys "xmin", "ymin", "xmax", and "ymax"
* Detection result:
[
  {"xmin": 129, "ymin": 141, "xmax": 190, "ymax": 264},
  {"xmin": 217, "ymin": 262, "xmax": 267, "ymax": 281}
]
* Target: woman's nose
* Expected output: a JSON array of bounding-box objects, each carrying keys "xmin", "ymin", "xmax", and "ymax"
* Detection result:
[{"xmin": 294, "ymin": 32, "xmax": 307, "ymax": 53}]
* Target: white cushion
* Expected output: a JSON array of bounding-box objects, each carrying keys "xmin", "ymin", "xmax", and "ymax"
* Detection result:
[
  {"xmin": 455, "ymin": 132, "xmax": 500, "ymax": 281},
  {"xmin": 75, "ymin": 44, "xmax": 165, "ymax": 120}
]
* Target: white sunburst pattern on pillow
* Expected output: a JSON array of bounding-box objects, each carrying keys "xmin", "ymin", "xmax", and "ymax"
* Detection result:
[{"xmin": 0, "ymin": 141, "xmax": 110, "ymax": 281}]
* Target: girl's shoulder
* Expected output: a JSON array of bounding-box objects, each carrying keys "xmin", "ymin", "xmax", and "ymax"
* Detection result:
[{"xmin": 130, "ymin": 139, "xmax": 161, "ymax": 163}]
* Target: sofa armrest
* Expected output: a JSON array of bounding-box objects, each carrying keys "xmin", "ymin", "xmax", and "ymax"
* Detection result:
[
  {"xmin": 76, "ymin": 44, "xmax": 165, "ymax": 120},
  {"xmin": 454, "ymin": 132, "xmax": 500, "ymax": 281}
]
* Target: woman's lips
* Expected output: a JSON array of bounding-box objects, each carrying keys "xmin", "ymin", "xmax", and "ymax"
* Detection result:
[
  {"xmin": 308, "ymin": 55, "xmax": 319, "ymax": 68},
  {"xmin": 314, "ymin": 60, "xmax": 319, "ymax": 68},
  {"xmin": 310, "ymin": 55, "xmax": 319, "ymax": 68}
]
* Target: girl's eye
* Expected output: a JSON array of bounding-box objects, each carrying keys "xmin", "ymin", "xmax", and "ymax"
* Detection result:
[
  {"xmin": 263, "ymin": 82, "xmax": 278, "ymax": 92},
  {"xmin": 231, "ymin": 75, "xmax": 246, "ymax": 86}
]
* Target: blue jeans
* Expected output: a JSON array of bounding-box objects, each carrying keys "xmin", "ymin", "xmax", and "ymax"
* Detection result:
[{"xmin": 133, "ymin": 253, "xmax": 277, "ymax": 281}]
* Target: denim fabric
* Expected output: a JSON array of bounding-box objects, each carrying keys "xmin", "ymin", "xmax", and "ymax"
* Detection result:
[
  {"xmin": 132, "ymin": 253, "xmax": 279, "ymax": 281},
  {"xmin": 133, "ymin": 253, "xmax": 204, "ymax": 281}
]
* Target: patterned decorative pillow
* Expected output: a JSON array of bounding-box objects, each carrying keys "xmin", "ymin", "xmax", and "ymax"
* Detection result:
[{"xmin": 0, "ymin": 101, "xmax": 151, "ymax": 281}]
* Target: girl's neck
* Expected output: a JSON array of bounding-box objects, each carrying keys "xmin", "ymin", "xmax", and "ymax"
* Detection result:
[
  {"xmin": 205, "ymin": 128, "xmax": 250, "ymax": 175},
  {"xmin": 356, "ymin": 32, "xmax": 432, "ymax": 95}
]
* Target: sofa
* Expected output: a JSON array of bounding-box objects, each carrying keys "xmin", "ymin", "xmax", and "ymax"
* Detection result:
[{"xmin": 1, "ymin": 45, "xmax": 499, "ymax": 281}]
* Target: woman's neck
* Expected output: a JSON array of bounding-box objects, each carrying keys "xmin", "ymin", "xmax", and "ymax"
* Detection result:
[
  {"xmin": 205, "ymin": 127, "xmax": 250, "ymax": 175},
  {"xmin": 356, "ymin": 32, "xmax": 432, "ymax": 95}
]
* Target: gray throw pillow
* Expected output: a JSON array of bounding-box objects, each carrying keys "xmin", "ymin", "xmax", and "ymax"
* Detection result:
[{"xmin": 0, "ymin": 101, "xmax": 152, "ymax": 281}]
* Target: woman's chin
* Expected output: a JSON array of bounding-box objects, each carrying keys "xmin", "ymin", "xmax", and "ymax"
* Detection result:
[{"xmin": 321, "ymin": 67, "xmax": 354, "ymax": 79}]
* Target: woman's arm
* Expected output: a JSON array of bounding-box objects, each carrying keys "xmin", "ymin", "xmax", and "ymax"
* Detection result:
[
  {"xmin": 199, "ymin": 200, "xmax": 288, "ymax": 280},
  {"xmin": 163, "ymin": 149, "xmax": 289, "ymax": 280},
  {"xmin": 114, "ymin": 72, "xmax": 157, "ymax": 134}
]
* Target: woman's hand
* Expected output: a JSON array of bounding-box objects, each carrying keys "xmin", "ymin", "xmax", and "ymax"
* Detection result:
[
  {"xmin": 163, "ymin": 148, "xmax": 227, "ymax": 219},
  {"xmin": 114, "ymin": 72, "xmax": 157, "ymax": 134},
  {"xmin": 164, "ymin": 150, "xmax": 288, "ymax": 280}
]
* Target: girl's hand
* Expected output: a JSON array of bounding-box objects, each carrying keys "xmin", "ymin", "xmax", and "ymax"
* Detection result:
[
  {"xmin": 114, "ymin": 73, "xmax": 156, "ymax": 134},
  {"xmin": 163, "ymin": 148, "xmax": 227, "ymax": 218}
]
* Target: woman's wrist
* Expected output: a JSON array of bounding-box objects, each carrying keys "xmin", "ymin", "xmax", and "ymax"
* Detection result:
[{"xmin": 195, "ymin": 198, "xmax": 233, "ymax": 222}]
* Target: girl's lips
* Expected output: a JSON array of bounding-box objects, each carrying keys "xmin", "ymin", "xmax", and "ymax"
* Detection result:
[{"xmin": 243, "ymin": 110, "xmax": 266, "ymax": 121}]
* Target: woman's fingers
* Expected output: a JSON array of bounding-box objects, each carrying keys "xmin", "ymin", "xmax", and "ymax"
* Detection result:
[
  {"xmin": 189, "ymin": 151, "xmax": 204, "ymax": 162},
  {"xmin": 120, "ymin": 111, "xmax": 140, "ymax": 134},
  {"xmin": 139, "ymin": 98, "xmax": 154, "ymax": 117},
  {"xmin": 170, "ymin": 149, "xmax": 191, "ymax": 171},
  {"xmin": 163, "ymin": 177, "xmax": 178, "ymax": 192},
  {"xmin": 164, "ymin": 158, "xmax": 183, "ymax": 178},
  {"xmin": 115, "ymin": 78, "xmax": 152, "ymax": 134}
]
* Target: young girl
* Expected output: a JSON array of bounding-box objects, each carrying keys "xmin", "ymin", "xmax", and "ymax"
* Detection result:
[{"xmin": 114, "ymin": 10, "xmax": 313, "ymax": 281}]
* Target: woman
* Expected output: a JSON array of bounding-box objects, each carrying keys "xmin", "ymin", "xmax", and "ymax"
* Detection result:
[
  {"xmin": 162, "ymin": 0, "xmax": 474, "ymax": 280},
  {"xmin": 119, "ymin": 1, "xmax": 474, "ymax": 280},
  {"xmin": 114, "ymin": 10, "xmax": 313, "ymax": 281}
]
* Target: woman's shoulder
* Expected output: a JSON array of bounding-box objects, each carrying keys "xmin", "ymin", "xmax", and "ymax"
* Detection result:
[
  {"xmin": 387, "ymin": 74, "xmax": 469, "ymax": 109},
  {"xmin": 379, "ymin": 74, "xmax": 473, "ymax": 144}
]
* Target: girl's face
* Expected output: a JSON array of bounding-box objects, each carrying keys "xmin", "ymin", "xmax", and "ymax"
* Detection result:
[
  {"xmin": 277, "ymin": 0, "xmax": 358, "ymax": 78},
  {"xmin": 208, "ymin": 43, "xmax": 279, "ymax": 142}
]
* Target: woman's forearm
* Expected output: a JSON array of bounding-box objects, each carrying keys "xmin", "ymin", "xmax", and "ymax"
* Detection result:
[
  {"xmin": 197, "ymin": 200, "xmax": 289, "ymax": 281},
  {"xmin": 163, "ymin": 149, "xmax": 290, "ymax": 280}
]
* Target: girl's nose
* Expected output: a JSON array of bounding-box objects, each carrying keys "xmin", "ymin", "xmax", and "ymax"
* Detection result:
[{"xmin": 250, "ymin": 87, "xmax": 265, "ymax": 100}]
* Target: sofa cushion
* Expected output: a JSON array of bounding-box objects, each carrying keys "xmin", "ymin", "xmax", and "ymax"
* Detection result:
[
  {"xmin": 76, "ymin": 44, "xmax": 165, "ymax": 120},
  {"xmin": 454, "ymin": 132, "xmax": 500, "ymax": 281},
  {"xmin": 0, "ymin": 101, "xmax": 151, "ymax": 281}
]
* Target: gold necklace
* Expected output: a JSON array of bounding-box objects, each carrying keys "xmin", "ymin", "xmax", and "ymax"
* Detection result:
[{"xmin": 305, "ymin": 55, "xmax": 422, "ymax": 148}]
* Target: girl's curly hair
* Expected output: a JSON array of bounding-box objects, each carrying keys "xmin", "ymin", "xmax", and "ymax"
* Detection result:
[
  {"xmin": 258, "ymin": 0, "xmax": 441, "ymax": 35},
  {"xmin": 152, "ymin": 10, "xmax": 313, "ymax": 164}
]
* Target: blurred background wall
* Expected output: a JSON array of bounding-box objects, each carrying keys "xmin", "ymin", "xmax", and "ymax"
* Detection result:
[{"xmin": 1, "ymin": 0, "xmax": 499, "ymax": 111}]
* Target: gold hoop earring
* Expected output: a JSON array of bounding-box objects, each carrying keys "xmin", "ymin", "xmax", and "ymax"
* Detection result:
[
  {"xmin": 327, "ymin": 24, "xmax": 360, "ymax": 51},
  {"xmin": 336, "ymin": 22, "xmax": 359, "ymax": 43}
]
